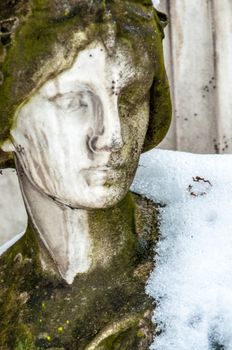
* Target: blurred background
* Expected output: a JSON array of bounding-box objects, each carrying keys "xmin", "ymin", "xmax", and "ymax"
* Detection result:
[{"xmin": 158, "ymin": 0, "xmax": 232, "ymax": 154}]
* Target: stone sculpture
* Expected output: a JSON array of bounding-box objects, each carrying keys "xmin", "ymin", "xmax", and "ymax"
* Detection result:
[{"xmin": 0, "ymin": 1, "xmax": 171, "ymax": 349}]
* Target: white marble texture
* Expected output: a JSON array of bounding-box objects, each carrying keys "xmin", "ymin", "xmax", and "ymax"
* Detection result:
[
  {"xmin": 4, "ymin": 41, "xmax": 149, "ymax": 210},
  {"xmin": 19, "ymin": 165, "xmax": 91, "ymax": 284},
  {"xmin": 1, "ymin": 41, "xmax": 151, "ymax": 283}
]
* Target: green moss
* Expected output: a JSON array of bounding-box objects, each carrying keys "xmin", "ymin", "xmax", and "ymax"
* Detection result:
[
  {"xmin": 14, "ymin": 324, "xmax": 35, "ymax": 350},
  {"xmin": 0, "ymin": 149, "xmax": 15, "ymax": 167},
  {"xmin": 0, "ymin": 0, "xmax": 171, "ymax": 153},
  {"xmin": 0, "ymin": 3, "xmax": 165, "ymax": 345},
  {"xmin": 84, "ymin": 308, "xmax": 154, "ymax": 350},
  {"xmin": 97, "ymin": 327, "xmax": 140, "ymax": 350},
  {"xmin": 143, "ymin": 64, "xmax": 172, "ymax": 151},
  {"xmin": 92, "ymin": 323, "xmax": 141, "ymax": 350},
  {"xmin": 0, "ymin": 288, "xmax": 35, "ymax": 349},
  {"xmin": 88, "ymin": 193, "xmax": 137, "ymax": 271},
  {"xmin": 0, "ymin": 224, "xmax": 42, "ymax": 348},
  {"xmin": 0, "ymin": 194, "xmax": 157, "ymax": 349},
  {"xmin": 111, "ymin": 2, "xmax": 172, "ymax": 150}
]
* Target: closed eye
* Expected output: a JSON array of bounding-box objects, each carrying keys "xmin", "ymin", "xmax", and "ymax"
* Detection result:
[{"xmin": 49, "ymin": 92, "xmax": 89, "ymax": 112}]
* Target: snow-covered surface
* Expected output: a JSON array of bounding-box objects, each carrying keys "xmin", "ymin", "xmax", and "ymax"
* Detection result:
[
  {"xmin": 0, "ymin": 168, "xmax": 27, "ymax": 255},
  {"xmin": 1, "ymin": 149, "xmax": 232, "ymax": 349},
  {"xmin": 132, "ymin": 149, "xmax": 232, "ymax": 350}
]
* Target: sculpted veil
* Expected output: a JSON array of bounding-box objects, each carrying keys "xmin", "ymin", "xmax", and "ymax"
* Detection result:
[{"xmin": 0, "ymin": 1, "xmax": 171, "ymax": 349}]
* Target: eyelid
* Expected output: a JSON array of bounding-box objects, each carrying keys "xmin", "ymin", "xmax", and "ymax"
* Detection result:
[
  {"xmin": 48, "ymin": 91, "xmax": 81, "ymax": 102},
  {"xmin": 47, "ymin": 91, "xmax": 88, "ymax": 112}
]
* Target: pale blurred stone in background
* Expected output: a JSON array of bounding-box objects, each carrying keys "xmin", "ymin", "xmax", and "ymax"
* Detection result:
[
  {"xmin": 152, "ymin": 0, "xmax": 160, "ymax": 7},
  {"xmin": 158, "ymin": 0, "xmax": 232, "ymax": 154},
  {"xmin": 0, "ymin": 169, "xmax": 27, "ymax": 253}
]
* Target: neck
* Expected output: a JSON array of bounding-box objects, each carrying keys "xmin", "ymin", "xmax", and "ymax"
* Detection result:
[{"xmin": 17, "ymin": 166, "xmax": 137, "ymax": 284}]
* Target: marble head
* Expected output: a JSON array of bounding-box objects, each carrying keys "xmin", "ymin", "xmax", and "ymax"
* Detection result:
[
  {"xmin": 0, "ymin": 0, "xmax": 171, "ymax": 210},
  {"xmin": 8, "ymin": 41, "xmax": 153, "ymax": 209}
]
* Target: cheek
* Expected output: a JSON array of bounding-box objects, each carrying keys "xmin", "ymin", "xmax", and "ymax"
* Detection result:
[
  {"xmin": 12, "ymin": 99, "xmax": 95, "ymax": 177},
  {"xmin": 122, "ymin": 102, "xmax": 150, "ymax": 153}
]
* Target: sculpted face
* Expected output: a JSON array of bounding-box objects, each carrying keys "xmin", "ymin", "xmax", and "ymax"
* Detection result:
[{"xmin": 7, "ymin": 41, "xmax": 153, "ymax": 209}]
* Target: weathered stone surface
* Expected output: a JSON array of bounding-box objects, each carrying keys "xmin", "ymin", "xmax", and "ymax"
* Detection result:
[
  {"xmin": 0, "ymin": 2, "xmax": 171, "ymax": 348},
  {"xmin": 0, "ymin": 0, "xmax": 171, "ymax": 159},
  {"xmin": 0, "ymin": 193, "xmax": 158, "ymax": 349}
]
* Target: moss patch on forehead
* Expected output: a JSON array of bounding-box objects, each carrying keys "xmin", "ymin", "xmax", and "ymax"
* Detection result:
[{"xmin": 0, "ymin": 0, "xmax": 170, "ymax": 153}]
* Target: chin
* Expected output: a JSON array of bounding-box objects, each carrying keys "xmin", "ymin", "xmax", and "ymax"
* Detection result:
[{"xmin": 59, "ymin": 183, "xmax": 129, "ymax": 210}]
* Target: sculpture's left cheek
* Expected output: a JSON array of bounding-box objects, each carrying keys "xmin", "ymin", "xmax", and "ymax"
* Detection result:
[{"xmin": 125, "ymin": 102, "xmax": 150, "ymax": 151}]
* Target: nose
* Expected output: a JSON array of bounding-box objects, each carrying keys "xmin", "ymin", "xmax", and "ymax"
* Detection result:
[
  {"xmin": 88, "ymin": 132, "xmax": 123, "ymax": 153},
  {"xmin": 88, "ymin": 111, "xmax": 124, "ymax": 153},
  {"xmin": 88, "ymin": 127, "xmax": 123, "ymax": 153},
  {"xmin": 87, "ymin": 91, "xmax": 124, "ymax": 154}
]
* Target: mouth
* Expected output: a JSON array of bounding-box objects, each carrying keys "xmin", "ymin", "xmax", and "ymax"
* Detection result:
[
  {"xmin": 81, "ymin": 165, "xmax": 127, "ymax": 186},
  {"xmin": 88, "ymin": 166, "xmax": 111, "ymax": 171},
  {"xmin": 83, "ymin": 163, "xmax": 126, "ymax": 171}
]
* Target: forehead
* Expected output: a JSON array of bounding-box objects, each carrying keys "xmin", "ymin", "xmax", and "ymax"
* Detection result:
[{"xmin": 41, "ymin": 40, "xmax": 152, "ymax": 97}]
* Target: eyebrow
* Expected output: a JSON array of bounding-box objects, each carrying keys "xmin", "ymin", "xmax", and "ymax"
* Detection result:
[
  {"xmin": 47, "ymin": 90, "xmax": 86, "ymax": 101},
  {"xmin": 47, "ymin": 92, "xmax": 63, "ymax": 102}
]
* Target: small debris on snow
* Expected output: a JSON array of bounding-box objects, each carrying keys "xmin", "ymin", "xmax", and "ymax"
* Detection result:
[{"xmin": 131, "ymin": 149, "xmax": 232, "ymax": 350}]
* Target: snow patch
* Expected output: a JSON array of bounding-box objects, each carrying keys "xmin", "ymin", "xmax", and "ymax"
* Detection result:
[{"xmin": 132, "ymin": 149, "xmax": 232, "ymax": 350}]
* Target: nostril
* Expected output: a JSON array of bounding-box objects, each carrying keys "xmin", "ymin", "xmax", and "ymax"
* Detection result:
[
  {"xmin": 99, "ymin": 126, "xmax": 105, "ymax": 136},
  {"xmin": 87, "ymin": 134, "xmax": 124, "ymax": 153},
  {"xmin": 88, "ymin": 135, "xmax": 98, "ymax": 153}
]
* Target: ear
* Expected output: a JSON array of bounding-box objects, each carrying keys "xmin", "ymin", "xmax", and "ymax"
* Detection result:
[{"xmin": 142, "ymin": 61, "xmax": 172, "ymax": 152}]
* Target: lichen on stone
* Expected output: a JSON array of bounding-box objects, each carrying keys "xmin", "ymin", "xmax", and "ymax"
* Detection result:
[
  {"xmin": 0, "ymin": 0, "xmax": 171, "ymax": 161},
  {"xmin": 0, "ymin": 1, "xmax": 170, "ymax": 347},
  {"xmin": 0, "ymin": 194, "xmax": 158, "ymax": 349}
]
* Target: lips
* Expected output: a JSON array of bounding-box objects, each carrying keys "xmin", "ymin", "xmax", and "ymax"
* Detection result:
[
  {"xmin": 81, "ymin": 165, "xmax": 126, "ymax": 186},
  {"xmin": 88, "ymin": 166, "xmax": 110, "ymax": 171},
  {"xmin": 86, "ymin": 162, "xmax": 127, "ymax": 171}
]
